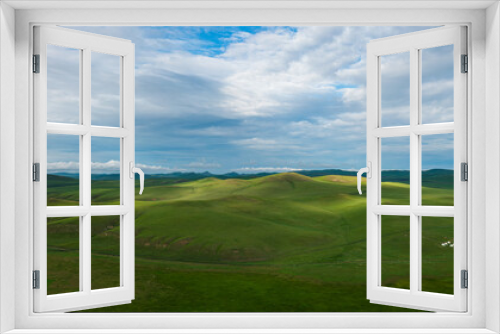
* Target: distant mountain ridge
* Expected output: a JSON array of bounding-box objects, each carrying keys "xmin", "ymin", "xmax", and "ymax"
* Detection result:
[{"xmin": 49, "ymin": 168, "xmax": 453, "ymax": 189}]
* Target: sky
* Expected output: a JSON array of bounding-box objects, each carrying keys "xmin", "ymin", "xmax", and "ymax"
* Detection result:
[{"xmin": 46, "ymin": 26, "xmax": 455, "ymax": 175}]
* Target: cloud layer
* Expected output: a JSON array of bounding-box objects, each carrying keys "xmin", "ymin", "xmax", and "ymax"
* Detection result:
[
  {"xmin": 47, "ymin": 160, "xmax": 183, "ymax": 174},
  {"xmin": 46, "ymin": 25, "xmax": 454, "ymax": 174}
]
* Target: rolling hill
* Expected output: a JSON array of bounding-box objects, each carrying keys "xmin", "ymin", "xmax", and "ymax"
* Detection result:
[{"xmin": 45, "ymin": 172, "xmax": 453, "ymax": 312}]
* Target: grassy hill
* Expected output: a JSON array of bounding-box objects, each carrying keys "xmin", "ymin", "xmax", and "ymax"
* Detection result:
[
  {"xmin": 50, "ymin": 168, "xmax": 453, "ymax": 186},
  {"xmin": 46, "ymin": 172, "xmax": 453, "ymax": 312}
]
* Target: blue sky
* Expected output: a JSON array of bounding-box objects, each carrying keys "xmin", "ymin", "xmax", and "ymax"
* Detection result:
[{"xmin": 47, "ymin": 26, "xmax": 454, "ymax": 174}]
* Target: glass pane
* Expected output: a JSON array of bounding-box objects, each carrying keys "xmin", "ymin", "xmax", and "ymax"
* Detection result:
[
  {"xmin": 421, "ymin": 45, "xmax": 454, "ymax": 124},
  {"xmin": 47, "ymin": 45, "xmax": 80, "ymax": 124},
  {"xmin": 421, "ymin": 133, "xmax": 454, "ymax": 206},
  {"xmin": 381, "ymin": 52, "xmax": 410, "ymax": 127},
  {"xmin": 91, "ymin": 137, "xmax": 121, "ymax": 205},
  {"xmin": 47, "ymin": 217, "xmax": 80, "ymax": 295},
  {"xmin": 421, "ymin": 217, "xmax": 454, "ymax": 294},
  {"xmin": 47, "ymin": 134, "xmax": 80, "ymax": 206},
  {"xmin": 92, "ymin": 52, "xmax": 121, "ymax": 127},
  {"xmin": 381, "ymin": 137, "xmax": 410, "ymax": 205},
  {"xmin": 381, "ymin": 215, "xmax": 410, "ymax": 290},
  {"xmin": 91, "ymin": 216, "xmax": 121, "ymax": 290}
]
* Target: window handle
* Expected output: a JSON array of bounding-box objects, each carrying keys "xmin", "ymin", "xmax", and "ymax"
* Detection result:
[
  {"xmin": 129, "ymin": 162, "xmax": 145, "ymax": 195},
  {"xmin": 357, "ymin": 162, "xmax": 371, "ymax": 195}
]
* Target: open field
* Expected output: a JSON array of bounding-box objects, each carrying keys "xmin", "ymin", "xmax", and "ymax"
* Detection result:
[{"xmin": 46, "ymin": 171, "xmax": 454, "ymax": 312}]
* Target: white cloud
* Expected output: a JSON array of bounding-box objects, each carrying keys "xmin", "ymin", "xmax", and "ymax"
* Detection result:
[
  {"xmin": 231, "ymin": 137, "xmax": 277, "ymax": 149},
  {"xmin": 233, "ymin": 167, "xmax": 303, "ymax": 173},
  {"xmin": 135, "ymin": 163, "xmax": 185, "ymax": 173},
  {"xmin": 55, "ymin": 25, "xmax": 440, "ymax": 125},
  {"xmin": 289, "ymin": 113, "xmax": 366, "ymax": 138},
  {"xmin": 132, "ymin": 26, "xmax": 375, "ymax": 119},
  {"xmin": 53, "ymin": 26, "xmax": 445, "ymax": 172},
  {"xmin": 48, "ymin": 160, "xmax": 183, "ymax": 174},
  {"xmin": 422, "ymin": 80, "xmax": 453, "ymax": 98},
  {"xmin": 141, "ymin": 52, "xmax": 233, "ymax": 81},
  {"xmin": 47, "ymin": 161, "xmax": 80, "ymax": 171},
  {"xmin": 231, "ymin": 137, "xmax": 303, "ymax": 151},
  {"xmin": 91, "ymin": 160, "xmax": 121, "ymax": 170},
  {"xmin": 186, "ymin": 126, "xmax": 235, "ymax": 137},
  {"xmin": 186, "ymin": 159, "xmax": 221, "ymax": 169},
  {"xmin": 340, "ymin": 87, "xmax": 366, "ymax": 104}
]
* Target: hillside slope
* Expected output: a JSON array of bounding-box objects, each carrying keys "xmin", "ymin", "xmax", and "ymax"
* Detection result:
[{"xmin": 46, "ymin": 172, "xmax": 452, "ymax": 312}]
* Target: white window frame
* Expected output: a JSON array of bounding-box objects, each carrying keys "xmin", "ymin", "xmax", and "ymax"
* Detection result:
[
  {"xmin": 33, "ymin": 25, "xmax": 136, "ymax": 313},
  {"xmin": 366, "ymin": 26, "xmax": 468, "ymax": 312},
  {"xmin": 1, "ymin": 1, "xmax": 499, "ymax": 333}
]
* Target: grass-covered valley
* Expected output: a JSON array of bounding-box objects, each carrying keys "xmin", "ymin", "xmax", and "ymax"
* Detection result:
[{"xmin": 46, "ymin": 170, "xmax": 454, "ymax": 312}]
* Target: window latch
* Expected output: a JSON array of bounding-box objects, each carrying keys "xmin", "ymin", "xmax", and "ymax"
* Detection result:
[
  {"xmin": 129, "ymin": 162, "xmax": 145, "ymax": 195},
  {"xmin": 357, "ymin": 162, "xmax": 371, "ymax": 195}
]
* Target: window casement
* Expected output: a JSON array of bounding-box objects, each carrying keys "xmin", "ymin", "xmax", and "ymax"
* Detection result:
[
  {"xmin": 364, "ymin": 26, "xmax": 468, "ymax": 312},
  {"xmin": 33, "ymin": 26, "xmax": 141, "ymax": 312}
]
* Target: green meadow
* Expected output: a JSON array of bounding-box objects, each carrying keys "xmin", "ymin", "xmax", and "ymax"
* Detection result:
[{"xmin": 46, "ymin": 171, "xmax": 454, "ymax": 312}]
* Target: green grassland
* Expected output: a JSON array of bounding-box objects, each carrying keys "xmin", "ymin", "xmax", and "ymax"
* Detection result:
[{"xmin": 46, "ymin": 172, "xmax": 454, "ymax": 312}]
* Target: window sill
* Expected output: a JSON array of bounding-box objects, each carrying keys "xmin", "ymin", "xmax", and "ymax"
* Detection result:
[{"xmin": 4, "ymin": 329, "xmax": 497, "ymax": 334}]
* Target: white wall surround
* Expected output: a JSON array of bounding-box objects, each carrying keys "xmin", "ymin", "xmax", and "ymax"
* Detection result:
[
  {"xmin": 0, "ymin": 2, "xmax": 16, "ymax": 333},
  {"xmin": 0, "ymin": 1, "xmax": 496, "ymax": 333},
  {"xmin": 485, "ymin": 2, "xmax": 500, "ymax": 332},
  {"xmin": 2, "ymin": 0, "xmax": 498, "ymax": 10}
]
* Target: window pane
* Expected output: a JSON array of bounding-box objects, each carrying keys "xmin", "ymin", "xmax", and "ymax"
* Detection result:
[
  {"xmin": 47, "ymin": 134, "xmax": 80, "ymax": 206},
  {"xmin": 91, "ymin": 137, "xmax": 121, "ymax": 205},
  {"xmin": 381, "ymin": 137, "xmax": 410, "ymax": 205},
  {"xmin": 421, "ymin": 217, "xmax": 454, "ymax": 294},
  {"xmin": 421, "ymin": 45, "xmax": 454, "ymax": 124},
  {"xmin": 92, "ymin": 52, "xmax": 121, "ymax": 127},
  {"xmin": 421, "ymin": 133, "xmax": 454, "ymax": 206},
  {"xmin": 91, "ymin": 216, "xmax": 121, "ymax": 290},
  {"xmin": 381, "ymin": 215, "xmax": 410, "ymax": 290},
  {"xmin": 47, "ymin": 217, "xmax": 80, "ymax": 295},
  {"xmin": 47, "ymin": 45, "xmax": 80, "ymax": 124},
  {"xmin": 381, "ymin": 52, "xmax": 410, "ymax": 127}
]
